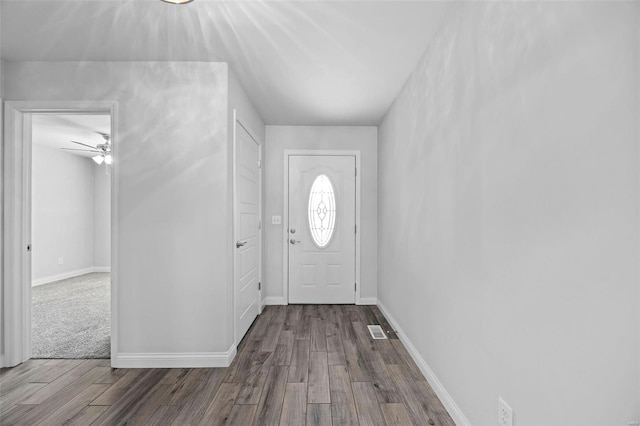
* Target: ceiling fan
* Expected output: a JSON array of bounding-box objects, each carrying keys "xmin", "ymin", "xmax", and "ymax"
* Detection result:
[{"xmin": 61, "ymin": 132, "xmax": 112, "ymax": 167}]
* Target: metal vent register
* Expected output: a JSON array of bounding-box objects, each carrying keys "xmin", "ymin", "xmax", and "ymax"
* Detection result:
[{"xmin": 367, "ymin": 325, "xmax": 387, "ymax": 339}]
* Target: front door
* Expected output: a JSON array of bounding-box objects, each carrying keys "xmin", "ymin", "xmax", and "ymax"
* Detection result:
[
  {"xmin": 234, "ymin": 123, "xmax": 260, "ymax": 344},
  {"xmin": 288, "ymin": 155, "xmax": 356, "ymax": 303}
]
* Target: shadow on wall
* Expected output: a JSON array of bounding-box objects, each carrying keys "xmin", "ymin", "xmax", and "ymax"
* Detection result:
[{"xmin": 378, "ymin": 2, "xmax": 639, "ymax": 425}]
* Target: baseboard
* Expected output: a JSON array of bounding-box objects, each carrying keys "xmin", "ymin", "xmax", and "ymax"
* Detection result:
[
  {"xmin": 266, "ymin": 296, "xmax": 376, "ymax": 305},
  {"xmin": 113, "ymin": 345, "xmax": 236, "ymax": 368},
  {"xmin": 32, "ymin": 267, "xmax": 93, "ymax": 286},
  {"xmin": 377, "ymin": 301, "xmax": 470, "ymax": 426},
  {"xmin": 32, "ymin": 266, "xmax": 112, "ymax": 286}
]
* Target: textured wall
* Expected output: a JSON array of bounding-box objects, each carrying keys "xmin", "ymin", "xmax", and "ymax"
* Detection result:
[
  {"xmin": 4, "ymin": 61, "xmax": 231, "ymax": 355},
  {"xmin": 264, "ymin": 126, "xmax": 377, "ymax": 303},
  {"xmin": 378, "ymin": 2, "xmax": 639, "ymax": 425},
  {"xmin": 31, "ymin": 145, "xmax": 95, "ymax": 281}
]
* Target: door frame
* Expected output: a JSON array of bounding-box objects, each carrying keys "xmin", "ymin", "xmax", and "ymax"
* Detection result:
[
  {"xmin": 232, "ymin": 110, "xmax": 263, "ymax": 347},
  {"xmin": 2, "ymin": 100, "xmax": 118, "ymax": 367},
  {"xmin": 282, "ymin": 150, "xmax": 362, "ymax": 305}
]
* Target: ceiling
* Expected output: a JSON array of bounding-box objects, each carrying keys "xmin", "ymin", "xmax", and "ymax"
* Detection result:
[
  {"xmin": 32, "ymin": 114, "xmax": 111, "ymax": 158},
  {"xmin": 1, "ymin": 0, "xmax": 450, "ymax": 125}
]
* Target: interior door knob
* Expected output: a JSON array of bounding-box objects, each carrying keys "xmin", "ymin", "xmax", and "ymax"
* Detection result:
[
  {"xmin": 236, "ymin": 241, "xmax": 247, "ymax": 248},
  {"xmin": 290, "ymin": 239, "xmax": 301, "ymax": 245}
]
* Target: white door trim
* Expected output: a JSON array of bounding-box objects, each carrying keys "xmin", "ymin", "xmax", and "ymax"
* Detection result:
[
  {"xmin": 282, "ymin": 150, "xmax": 362, "ymax": 305},
  {"xmin": 2, "ymin": 100, "xmax": 119, "ymax": 368},
  {"xmin": 232, "ymin": 109, "xmax": 263, "ymax": 348}
]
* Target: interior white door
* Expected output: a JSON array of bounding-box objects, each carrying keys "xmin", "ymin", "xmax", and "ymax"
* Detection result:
[
  {"xmin": 234, "ymin": 123, "xmax": 260, "ymax": 344},
  {"xmin": 288, "ymin": 155, "xmax": 356, "ymax": 304}
]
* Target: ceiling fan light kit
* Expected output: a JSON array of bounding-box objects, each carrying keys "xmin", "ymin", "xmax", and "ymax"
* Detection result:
[{"xmin": 62, "ymin": 132, "xmax": 111, "ymax": 173}]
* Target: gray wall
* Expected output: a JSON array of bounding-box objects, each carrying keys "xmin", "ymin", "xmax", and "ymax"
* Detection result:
[
  {"xmin": 264, "ymin": 126, "xmax": 377, "ymax": 303},
  {"xmin": 378, "ymin": 2, "xmax": 639, "ymax": 425},
  {"xmin": 4, "ymin": 61, "xmax": 233, "ymax": 356},
  {"xmin": 0, "ymin": 1, "xmax": 5, "ymax": 360},
  {"xmin": 93, "ymin": 164, "xmax": 111, "ymax": 269},
  {"xmin": 32, "ymin": 145, "xmax": 96, "ymax": 282}
]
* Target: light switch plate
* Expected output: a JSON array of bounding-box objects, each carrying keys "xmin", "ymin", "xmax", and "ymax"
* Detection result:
[{"xmin": 272, "ymin": 215, "xmax": 282, "ymax": 225}]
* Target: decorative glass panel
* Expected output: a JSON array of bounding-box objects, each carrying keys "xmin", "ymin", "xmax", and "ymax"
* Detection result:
[{"xmin": 308, "ymin": 174, "xmax": 336, "ymax": 248}]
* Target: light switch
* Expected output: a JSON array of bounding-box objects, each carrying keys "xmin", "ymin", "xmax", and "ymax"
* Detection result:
[{"xmin": 272, "ymin": 215, "xmax": 282, "ymax": 225}]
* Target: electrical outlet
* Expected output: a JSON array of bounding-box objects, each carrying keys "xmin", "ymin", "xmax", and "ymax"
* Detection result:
[
  {"xmin": 498, "ymin": 397, "xmax": 513, "ymax": 426},
  {"xmin": 58, "ymin": 257, "xmax": 64, "ymax": 265},
  {"xmin": 271, "ymin": 215, "xmax": 282, "ymax": 225}
]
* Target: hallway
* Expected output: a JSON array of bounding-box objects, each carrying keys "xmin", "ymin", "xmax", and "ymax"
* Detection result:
[{"xmin": 0, "ymin": 305, "xmax": 454, "ymax": 425}]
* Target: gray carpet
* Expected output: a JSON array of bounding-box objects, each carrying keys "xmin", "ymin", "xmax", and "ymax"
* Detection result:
[{"xmin": 32, "ymin": 272, "xmax": 110, "ymax": 359}]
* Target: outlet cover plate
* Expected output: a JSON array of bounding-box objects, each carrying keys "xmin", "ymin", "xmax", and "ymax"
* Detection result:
[
  {"xmin": 271, "ymin": 215, "xmax": 282, "ymax": 225},
  {"xmin": 498, "ymin": 397, "xmax": 513, "ymax": 426}
]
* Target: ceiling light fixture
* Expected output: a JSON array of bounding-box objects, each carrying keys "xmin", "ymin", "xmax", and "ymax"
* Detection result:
[
  {"xmin": 62, "ymin": 132, "xmax": 111, "ymax": 174},
  {"xmin": 161, "ymin": 0, "xmax": 194, "ymax": 4}
]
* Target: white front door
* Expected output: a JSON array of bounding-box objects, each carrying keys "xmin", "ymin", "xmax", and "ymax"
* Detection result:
[
  {"xmin": 234, "ymin": 122, "xmax": 260, "ymax": 344},
  {"xmin": 288, "ymin": 155, "xmax": 356, "ymax": 304}
]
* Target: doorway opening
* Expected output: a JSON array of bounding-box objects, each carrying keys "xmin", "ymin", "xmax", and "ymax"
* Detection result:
[
  {"xmin": 30, "ymin": 114, "xmax": 112, "ymax": 359},
  {"xmin": 2, "ymin": 101, "xmax": 117, "ymax": 367}
]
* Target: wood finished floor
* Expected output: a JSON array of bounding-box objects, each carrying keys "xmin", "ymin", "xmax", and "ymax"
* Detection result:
[{"xmin": 0, "ymin": 305, "xmax": 455, "ymax": 425}]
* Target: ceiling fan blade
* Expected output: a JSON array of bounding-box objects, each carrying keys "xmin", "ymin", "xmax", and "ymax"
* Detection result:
[
  {"xmin": 70, "ymin": 140, "xmax": 99, "ymax": 149},
  {"xmin": 61, "ymin": 148, "xmax": 101, "ymax": 153}
]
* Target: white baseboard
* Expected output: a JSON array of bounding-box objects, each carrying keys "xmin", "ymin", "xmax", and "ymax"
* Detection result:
[
  {"xmin": 377, "ymin": 301, "xmax": 470, "ymax": 426},
  {"xmin": 113, "ymin": 345, "xmax": 236, "ymax": 368},
  {"xmin": 265, "ymin": 296, "xmax": 377, "ymax": 305},
  {"xmin": 32, "ymin": 266, "xmax": 111, "ymax": 286},
  {"xmin": 32, "ymin": 267, "xmax": 91, "ymax": 286}
]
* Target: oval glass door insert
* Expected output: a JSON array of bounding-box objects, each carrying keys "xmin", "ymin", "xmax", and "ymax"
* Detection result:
[{"xmin": 308, "ymin": 174, "xmax": 336, "ymax": 248}]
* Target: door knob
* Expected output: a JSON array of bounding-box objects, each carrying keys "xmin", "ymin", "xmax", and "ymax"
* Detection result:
[
  {"xmin": 290, "ymin": 239, "xmax": 301, "ymax": 245},
  {"xmin": 236, "ymin": 241, "xmax": 247, "ymax": 248}
]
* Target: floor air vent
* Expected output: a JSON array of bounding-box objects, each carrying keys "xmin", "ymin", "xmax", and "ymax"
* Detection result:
[{"xmin": 367, "ymin": 325, "xmax": 387, "ymax": 339}]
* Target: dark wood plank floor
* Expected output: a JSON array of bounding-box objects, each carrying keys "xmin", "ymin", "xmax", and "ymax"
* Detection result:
[{"xmin": 0, "ymin": 305, "xmax": 455, "ymax": 425}]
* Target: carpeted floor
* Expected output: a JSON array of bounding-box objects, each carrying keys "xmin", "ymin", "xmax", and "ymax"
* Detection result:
[{"xmin": 32, "ymin": 272, "xmax": 110, "ymax": 359}]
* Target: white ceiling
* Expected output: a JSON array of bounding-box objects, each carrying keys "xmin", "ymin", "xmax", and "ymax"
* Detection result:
[
  {"xmin": 1, "ymin": 0, "xmax": 449, "ymax": 125},
  {"xmin": 32, "ymin": 114, "xmax": 111, "ymax": 158}
]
